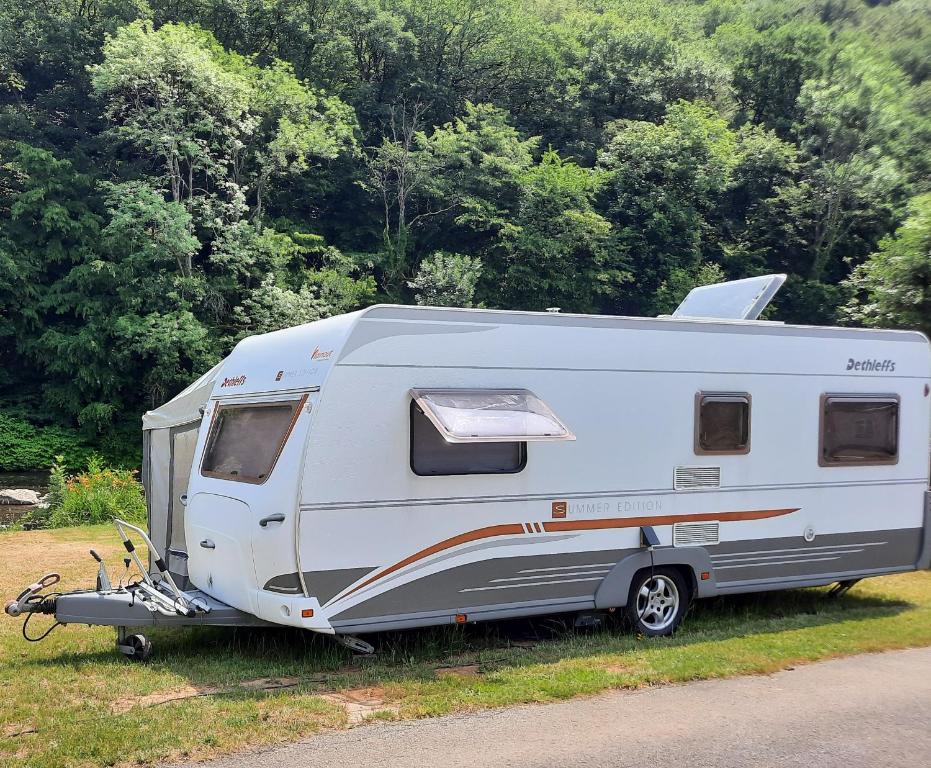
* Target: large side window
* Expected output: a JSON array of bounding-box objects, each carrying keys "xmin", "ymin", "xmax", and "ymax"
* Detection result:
[
  {"xmin": 410, "ymin": 403, "xmax": 526, "ymax": 476},
  {"xmin": 820, "ymin": 394, "xmax": 899, "ymax": 466},
  {"xmin": 201, "ymin": 397, "xmax": 305, "ymax": 483},
  {"xmin": 695, "ymin": 392, "xmax": 751, "ymax": 455}
]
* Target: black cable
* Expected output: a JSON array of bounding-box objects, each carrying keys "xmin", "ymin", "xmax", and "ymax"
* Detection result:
[
  {"xmin": 22, "ymin": 601, "xmax": 62, "ymax": 642},
  {"xmin": 637, "ymin": 545, "xmax": 656, "ymax": 625}
]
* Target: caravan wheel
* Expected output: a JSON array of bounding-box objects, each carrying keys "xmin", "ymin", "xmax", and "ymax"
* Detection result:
[
  {"xmin": 625, "ymin": 568, "xmax": 688, "ymax": 637},
  {"xmin": 124, "ymin": 633, "xmax": 153, "ymax": 662}
]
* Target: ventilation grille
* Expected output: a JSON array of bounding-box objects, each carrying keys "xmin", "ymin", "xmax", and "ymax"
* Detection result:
[
  {"xmin": 674, "ymin": 465, "xmax": 721, "ymax": 490},
  {"xmin": 673, "ymin": 521, "xmax": 720, "ymax": 547}
]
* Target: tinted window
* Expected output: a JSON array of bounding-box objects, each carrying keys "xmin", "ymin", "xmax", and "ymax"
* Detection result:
[
  {"xmin": 821, "ymin": 396, "xmax": 899, "ymax": 466},
  {"xmin": 696, "ymin": 393, "xmax": 751, "ymax": 454},
  {"xmin": 201, "ymin": 399, "xmax": 303, "ymax": 483},
  {"xmin": 410, "ymin": 404, "xmax": 526, "ymax": 476}
]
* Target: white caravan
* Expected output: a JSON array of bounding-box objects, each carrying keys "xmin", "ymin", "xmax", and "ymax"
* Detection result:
[{"xmin": 7, "ymin": 277, "xmax": 931, "ymax": 659}]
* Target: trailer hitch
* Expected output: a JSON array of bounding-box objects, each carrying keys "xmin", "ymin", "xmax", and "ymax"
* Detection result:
[{"xmin": 4, "ymin": 573, "xmax": 60, "ymax": 617}]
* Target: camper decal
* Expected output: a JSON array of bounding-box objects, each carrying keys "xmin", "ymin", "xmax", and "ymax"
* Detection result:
[
  {"xmin": 552, "ymin": 501, "xmax": 567, "ymax": 518},
  {"xmin": 220, "ymin": 375, "xmax": 247, "ymax": 388},
  {"xmin": 846, "ymin": 358, "xmax": 895, "ymax": 372},
  {"xmin": 311, "ymin": 346, "xmax": 333, "ymax": 361},
  {"xmin": 325, "ymin": 507, "xmax": 800, "ymax": 608}
]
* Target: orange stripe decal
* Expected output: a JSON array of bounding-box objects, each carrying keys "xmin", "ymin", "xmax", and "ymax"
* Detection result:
[
  {"xmin": 334, "ymin": 523, "xmax": 525, "ymax": 602},
  {"xmin": 543, "ymin": 508, "xmax": 798, "ymax": 533},
  {"xmin": 329, "ymin": 508, "xmax": 798, "ymax": 605}
]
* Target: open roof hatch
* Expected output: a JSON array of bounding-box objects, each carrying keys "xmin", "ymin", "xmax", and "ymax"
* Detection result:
[{"xmin": 671, "ymin": 273, "xmax": 786, "ymax": 321}]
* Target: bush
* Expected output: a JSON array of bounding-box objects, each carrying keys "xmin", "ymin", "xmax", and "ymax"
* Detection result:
[
  {"xmin": 44, "ymin": 455, "xmax": 147, "ymax": 528},
  {"xmin": 0, "ymin": 413, "xmax": 96, "ymax": 471},
  {"xmin": 0, "ymin": 413, "xmax": 141, "ymax": 471}
]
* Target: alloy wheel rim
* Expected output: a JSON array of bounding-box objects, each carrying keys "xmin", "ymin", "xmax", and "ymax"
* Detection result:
[{"xmin": 636, "ymin": 575, "xmax": 679, "ymax": 631}]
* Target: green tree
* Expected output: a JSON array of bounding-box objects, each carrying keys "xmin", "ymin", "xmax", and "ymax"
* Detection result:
[
  {"xmin": 844, "ymin": 193, "xmax": 931, "ymax": 335},
  {"xmin": 408, "ymin": 251, "xmax": 482, "ymax": 307}
]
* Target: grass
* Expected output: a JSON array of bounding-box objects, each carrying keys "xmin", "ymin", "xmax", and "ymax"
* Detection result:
[{"xmin": 1, "ymin": 524, "xmax": 930, "ymax": 767}]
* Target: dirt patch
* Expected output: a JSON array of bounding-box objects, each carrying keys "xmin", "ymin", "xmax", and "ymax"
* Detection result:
[
  {"xmin": 319, "ymin": 686, "xmax": 398, "ymax": 725},
  {"xmin": 111, "ymin": 677, "xmax": 304, "ymax": 713}
]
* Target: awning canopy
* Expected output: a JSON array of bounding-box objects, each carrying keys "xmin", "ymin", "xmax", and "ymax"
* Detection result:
[
  {"xmin": 142, "ymin": 361, "xmax": 224, "ymax": 431},
  {"xmin": 410, "ymin": 388, "xmax": 575, "ymax": 443}
]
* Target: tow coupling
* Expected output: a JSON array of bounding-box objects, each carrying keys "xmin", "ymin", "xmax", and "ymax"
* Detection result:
[
  {"xmin": 4, "ymin": 573, "xmax": 61, "ymax": 618},
  {"xmin": 4, "ymin": 518, "xmax": 211, "ymax": 660}
]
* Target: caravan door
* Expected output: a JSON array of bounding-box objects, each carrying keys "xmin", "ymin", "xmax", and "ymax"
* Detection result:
[{"xmin": 186, "ymin": 393, "xmax": 312, "ymax": 615}]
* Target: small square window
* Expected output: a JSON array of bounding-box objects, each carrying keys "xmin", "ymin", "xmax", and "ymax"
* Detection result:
[
  {"xmin": 820, "ymin": 395, "xmax": 899, "ymax": 466},
  {"xmin": 695, "ymin": 393, "xmax": 751, "ymax": 455}
]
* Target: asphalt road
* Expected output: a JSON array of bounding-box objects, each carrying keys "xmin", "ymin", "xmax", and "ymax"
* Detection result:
[{"xmin": 186, "ymin": 648, "xmax": 931, "ymax": 768}]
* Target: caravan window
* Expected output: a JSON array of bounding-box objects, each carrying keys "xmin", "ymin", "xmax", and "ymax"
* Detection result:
[
  {"xmin": 201, "ymin": 398, "xmax": 305, "ymax": 483},
  {"xmin": 408, "ymin": 389, "xmax": 573, "ymax": 476},
  {"xmin": 410, "ymin": 403, "xmax": 526, "ymax": 475},
  {"xmin": 695, "ymin": 393, "xmax": 751, "ymax": 454},
  {"xmin": 820, "ymin": 395, "xmax": 899, "ymax": 466}
]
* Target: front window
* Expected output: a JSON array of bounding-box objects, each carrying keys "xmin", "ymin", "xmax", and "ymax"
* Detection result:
[{"xmin": 201, "ymin": 397, "xmax": 305, "ymax": 483}]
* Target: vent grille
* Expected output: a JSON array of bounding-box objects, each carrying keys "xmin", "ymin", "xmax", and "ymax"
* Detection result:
[
  {"xmin": 673, "ymin": 521, "xmax": 720, "ymax": 547},
  {"xmin": 674, "ymin": 466, "xmax": 721, "ymax": 490}
]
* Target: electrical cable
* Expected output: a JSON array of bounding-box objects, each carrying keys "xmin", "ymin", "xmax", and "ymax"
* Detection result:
[{"xmin": 21, "ymin": 593, "xmax": 62, "ymax": 642}]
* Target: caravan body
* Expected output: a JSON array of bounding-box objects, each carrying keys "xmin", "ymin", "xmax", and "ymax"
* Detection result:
[{"xmin": 156, "ymin": 304, "xmax": 931, "ymax": 636}]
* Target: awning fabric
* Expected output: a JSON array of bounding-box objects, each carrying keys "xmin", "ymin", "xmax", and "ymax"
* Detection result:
[{"xmin": 410, "ymin": 389, "xmax": 575, "ymax": 443}]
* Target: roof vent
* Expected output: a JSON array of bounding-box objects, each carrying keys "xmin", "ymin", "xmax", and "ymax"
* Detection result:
[
  {"xmin": 674, "ymin": 466, "xmax": 721, "ymax": 490},
  {"xmin": 673, "ymin": 521, "xmax": 720, "ymax": 547}
]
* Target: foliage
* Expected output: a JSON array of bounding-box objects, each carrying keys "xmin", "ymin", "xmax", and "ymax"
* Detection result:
[
  {"xmin": 844, "ymin": 193, "xmax": 931, "ymax": 336},
  {"xmin": 0, "ymin": 414, "xmax": 96, "ymax": 472},
  {"xmin": 409, "ymin": 252, "xmax": 482, "ymax": 307},
  {"xmin": 1, "ymin": 0, "xmax": 930, "ymax": 461},
  {"xmin": 44, "ymin": 455, "xmax": 147, "ymax": 528},
  {"xmin": 653, "ymin": 262, "xmax": 727, "ymax": 316}
]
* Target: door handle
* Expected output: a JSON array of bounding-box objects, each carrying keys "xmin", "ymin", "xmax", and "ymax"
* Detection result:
[
  {"xmin": 199, "ymin": 539, "xmax": 215, "ymax": 549},
  {"xmin": 259, "ymin": 513, "xmax": 286, "ymax": 528},
  {"xmin": 180, "ymin": 494, "xmax": 188, "ymax": 506}
]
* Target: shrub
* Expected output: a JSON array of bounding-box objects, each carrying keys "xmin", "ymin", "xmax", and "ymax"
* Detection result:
[
  {"xmin": 44, "ymin": 455, "xmax": 147, "ymax": 528},
  {"xmin": 0, "ymin": 413, "xmax": 141, "ymax": 471}
]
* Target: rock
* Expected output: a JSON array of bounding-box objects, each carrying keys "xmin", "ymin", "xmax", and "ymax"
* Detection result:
[{"xmin": 0, "ymin": 489, "xmax": 41, "ymax": 505}]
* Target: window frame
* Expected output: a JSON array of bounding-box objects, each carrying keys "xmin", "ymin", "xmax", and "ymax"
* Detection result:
[
  {"xmin": 199, "ymin": 394, "xmax": 307, "ymax": 484},
  {"xmin": 818, "ymin": 393, "xmax": 900, "ymax": 468},
  {"xmin": 409, "ymin": 401, "xmax": 528, "ymax": 477},
  {"xmin": 693, "ymin": 391, "xmax": 752, "ymax": 456}
]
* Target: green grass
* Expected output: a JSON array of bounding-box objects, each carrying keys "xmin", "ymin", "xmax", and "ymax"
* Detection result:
[{"xmin": 2, "ymin": 525, "xmax": 930, "ymax": 767}]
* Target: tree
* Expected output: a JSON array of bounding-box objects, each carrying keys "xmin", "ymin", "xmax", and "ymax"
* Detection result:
[
  {"xmin": 597, "ymin": 101, "xmax": 738, "ymax": 313},
  {"xmin": 408, "ymin": 251, "xmax": 482, "ymax": 307},
  {"xmin": 844, "ymin": 193, "xmax": 931, "ymax": 335},
  {"xmin": 491, "ymin": 149, "xmax": 623, "ymax": 313}
]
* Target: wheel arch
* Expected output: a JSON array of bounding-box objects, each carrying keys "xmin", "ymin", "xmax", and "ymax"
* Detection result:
[{"xmin": 594, "ymin": 547, "xmax": 717, "ymax": 609}]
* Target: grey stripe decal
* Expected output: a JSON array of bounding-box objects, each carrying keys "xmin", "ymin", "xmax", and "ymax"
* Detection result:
[
  {"xmin": 518, "ymin": 562, "xmax": 616, "ymax": 573},
  {"xmin": 712, "ymin": 548, "xmax": 866, "ymax": 565},
  {"xmin": 460, "ymin": 577, "xmax": 605, "ymax": 593},
  {"xmin": 301, "ymin": 478, "xmax": 928, "ymax": 512},
  {"xmin": 715, "ymin": 556, "xmax": 844, "ymax": 570},
  {"xmin": 337, "ymin": 361, "xmax": 928, "ymax": 379},
  {"xmin": 327, "ymin": 534, "xmax": 578, "ymax": 606},
  {"xmin": 490, "ymin": 569, "xmax": 611, "ymax": 583},
  {"xmin": 710, "ymin": 541, "xmax": 887, "ymax": 559},
  {"xmin": 357, "ymin": 305, "xmax": 927, "ymax": 343}
]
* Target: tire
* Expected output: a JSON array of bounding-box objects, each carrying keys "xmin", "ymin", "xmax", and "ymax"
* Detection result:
[
  {"xmin": 625, "ymin": 567, "xmax": 689, "ymax": 637},
  {"xmin": 125, "ymin": 633, "xmax": 153, "ymax": 662}
]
